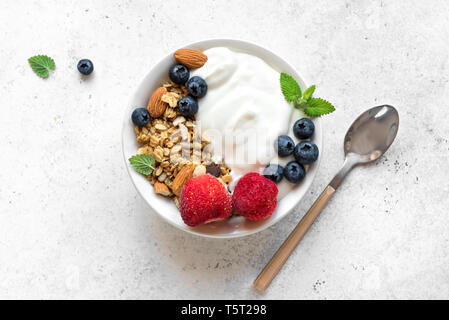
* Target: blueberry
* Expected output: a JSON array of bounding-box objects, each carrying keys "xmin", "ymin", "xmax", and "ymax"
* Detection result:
[
  {"xmin": 263, "ymin": 164, "xmax": 284, "ymax": 183},
  {"xmin": 276, "ymin": 135, "xmax": 295, "ymax": 157},
  {"xmin": 294, "ymin": 141, "xmax": 319, "ymax": 164},
  {"xmin": 178, "ymin": 95, "xmax": 199, "ymax": 117},
  {"xmin": 293, "ymin": 118, "xmax": 315, "ymax": 139},
  {"xmin": 186, "ymin": 76, "xmax": 208, "ymax": 98},
  {"xmin": 77, "ymin": 59, "xmax": 94, "ymax": 75},
  {"xmin": 131, "ymin": 108, "xmax": 151, "ymax": 126},
  {"xmin": 169, "ymin": 64, "xmax": 190, "ymax": 85},
  {"xmin": 284, "ymin": 161, "xmax": 306, "ymax": 183}
]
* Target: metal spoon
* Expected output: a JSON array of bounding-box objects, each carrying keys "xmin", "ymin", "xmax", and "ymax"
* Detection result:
[{"xmin": 253, "ymin": 105, "xmax": 399, "ymax": 292}]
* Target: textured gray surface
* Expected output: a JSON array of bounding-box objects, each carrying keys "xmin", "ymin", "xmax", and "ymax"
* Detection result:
[{"xmin": 0, "ymin": 0, "xmax": 448, "ymax": 299}]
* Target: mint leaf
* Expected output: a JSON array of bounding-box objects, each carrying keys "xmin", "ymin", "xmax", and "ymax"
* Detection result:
[
  {"xmin": 302, "ymin": 85, "xmax": 316, "ymax": 101},
  {"xmin": 129, "ymin": 154, "xmax": 155, "ymax": 175},
  {"xmin": 280, "ymin": 72, "xmax": 336, "ymax": 117},
  {"xmin": 280, "ymin": 73, "xmax": 301, "ymax": 102},
  {"xmin": 28, "ymin": 55, "xmax": 55, "ymax": 78},
  {"xmin": 304, "ymin": 98, "xmax": 335, "ymax": 117}
]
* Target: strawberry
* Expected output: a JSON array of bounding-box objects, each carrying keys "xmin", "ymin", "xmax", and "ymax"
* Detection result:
[
  {"xmin": 180, "ymin": 174, "xmax": 233, "ymax": 227},
  {"xmin": 232, "ymin": 173, "xmax": 278, "ymax": 221}
]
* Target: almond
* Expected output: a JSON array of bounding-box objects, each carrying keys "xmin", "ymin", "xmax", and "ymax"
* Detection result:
[
  {"xmin": 174, "ymin": 49, "xmax": 207, "ymax": 69},
  {"xmin": 154, "ymin": 181, "xmax": 171, "ymax": 197},
  {"xmin": 172, "ymin": 166, "xmax": 193, "ymax": 196},
  {"xmin": 147, "ymin": 87, "xmax": 168, "ymax": 118}
]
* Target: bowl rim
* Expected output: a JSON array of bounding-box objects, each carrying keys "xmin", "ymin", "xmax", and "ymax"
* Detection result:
[{"xmin": 122, "ymin": 38, "xmax": 322, "ymax": 238}]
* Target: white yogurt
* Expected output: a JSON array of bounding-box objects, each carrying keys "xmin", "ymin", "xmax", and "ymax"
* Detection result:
[{"xmin": 192, "ymin": 47, "xmax": 298, "ymax": 198}]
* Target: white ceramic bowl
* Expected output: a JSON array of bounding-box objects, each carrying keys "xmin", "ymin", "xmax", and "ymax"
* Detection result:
[{"xmin": 122, "ymin": 39, "xmax": 322, "ymax": 238}]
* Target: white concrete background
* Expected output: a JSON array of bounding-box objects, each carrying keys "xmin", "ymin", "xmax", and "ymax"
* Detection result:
[{"xmin": 0, "ymin": 0, "xmax": 448, "ymax": 299}]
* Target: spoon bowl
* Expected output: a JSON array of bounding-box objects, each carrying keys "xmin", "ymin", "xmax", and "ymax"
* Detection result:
[
  {"xmin": 344, "ymin": 105, "xmax": 399, "ymax": 164},
  {"xmin": 330, "ymin": 105, "xmax": 400, "ymax": 189}
]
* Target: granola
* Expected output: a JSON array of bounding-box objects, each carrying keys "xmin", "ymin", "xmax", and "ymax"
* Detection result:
[{"xmin": 133, "ymin": 81, "xmax": 232, "ymax": 203}]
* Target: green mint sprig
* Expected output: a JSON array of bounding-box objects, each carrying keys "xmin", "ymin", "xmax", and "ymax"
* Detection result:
[
  {"xmin": 280, "ymin": 73, "xmax": 335, "ymax": 117},
  {"xmin": 129, "ymin": 154, "xmax": 155, "ymax": 175},
  {"xmin": 28, "ymin": 55, "xmax": 55, "ymax": 78}
]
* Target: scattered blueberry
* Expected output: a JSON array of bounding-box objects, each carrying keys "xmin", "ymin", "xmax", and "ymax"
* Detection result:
[
  {"xmin": 263, "ymin": 164, "xmax": 284, "ymax": 183},
  {"xmin": 131, "ymin": 108, "xmax": 151, "ymax": 126},
  {"xmin": 276, "ymin": 135, "xmax": 295, "ymax": 157},
  {"xmin": 169, "ymin": 64, "xmax": 190, "ymax": 85},
  {"xmin": 178, "ymin": 95, "xmax": 199, "ymax": 117},
  {"xmin": 283, "ymin": 161, "xmax": 306, "ymax": 183},
  {"xmin": 293, "ymin": 118, "xmax": 315, "ymax": 139},
  {"xmin": 294, "ymin": 141, "xmax": 319, "ymax": 164},
  {"xmin": 186, "ymin": 76, "xmax": 208, "ymax": 98},
  {"xmin": 77, "ymin": 59, "xmax": 94, "ymax": 75}
]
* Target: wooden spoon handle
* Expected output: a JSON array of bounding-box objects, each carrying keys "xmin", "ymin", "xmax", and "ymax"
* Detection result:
[{"xmin": 253, "ymin": 185, "xmax": 336, "ymax": 292}]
